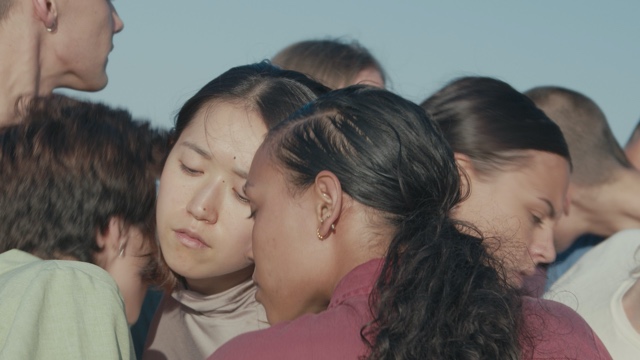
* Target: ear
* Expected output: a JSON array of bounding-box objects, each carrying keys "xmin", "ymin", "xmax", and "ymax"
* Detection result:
[
  {"xmin": 95, "ymin": 217, "xmax": 127, "ymax": 261},
  {"xmin": 454, "ymin": 152, "xmax": 477, "ymax": 193},
  {"xmin": 33, "ymin": 0, "xmax": 58, "ymax": 31},
  {"xmin": 313, "ymin": 170, "xmax": 342, "ymax": 240},
  {"xmin": 563, "ymin": 184, "xmax": 574, "ymax": 216}
]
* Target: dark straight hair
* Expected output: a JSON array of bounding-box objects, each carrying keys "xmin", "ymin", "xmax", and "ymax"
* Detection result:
[
  {"xmin": 265, "ymin": 86, "xmax": 522, "ymax": 359},
  {"xmin": 158, "ymin": 61, "xmax": 330, "ymax": 290},
  {"xmin": 172, "ymin": 61, "xmax": 330, "ymax": 144},
  {"xmin": 421, "ymin": 76, "xmax": 571, "ymax": 176}
]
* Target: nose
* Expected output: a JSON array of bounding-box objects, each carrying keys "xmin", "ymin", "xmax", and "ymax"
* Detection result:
[
  {"xmin": 112, "ymin": 8, "xmax": 124, "ymax": 34},
  {"xmin": 530, "ymin": 229, "xmax": 557, "ymax": 265},
  {"xmin": 186, "ymin": 182, "xmax": 219, "ymax": 224}
]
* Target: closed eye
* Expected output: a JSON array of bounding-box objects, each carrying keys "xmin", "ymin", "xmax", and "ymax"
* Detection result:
[
  {"xmin": 180, "ymin": 162, "xmax": 202, "ymax": 176},
  {"xmin": 235, "ymin": 190, "xmax": 249, "ymax": 204},
  {"xmin": 531, "ymin": 214, "xmax": 543, "ymax": 226}
]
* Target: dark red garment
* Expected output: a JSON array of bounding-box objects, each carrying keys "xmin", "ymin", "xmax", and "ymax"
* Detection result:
[
  {"xmin": 209, "ymin": 259, "xmax": 611, "ymax": 359},
  {"xmin": 209, "ymin": 258, "xmax": 380, "ymax": 360}
]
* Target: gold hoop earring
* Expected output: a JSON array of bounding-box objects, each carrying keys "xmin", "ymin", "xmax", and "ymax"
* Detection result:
[
  {"xmin": 46, "ymin": 20, "xmax": 56, "ymax": 33},
  {"xmin": 317, "ymin": 227, "xmax": 326, "ymax": 240}
]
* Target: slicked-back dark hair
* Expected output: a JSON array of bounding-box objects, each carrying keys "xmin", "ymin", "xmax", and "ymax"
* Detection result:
[
  {"xmin": 271, "ymin": 38, "xmax": 386, "ymax": 89},
  {"xmin": 525, "ymin": 86, "xmax": 629, "ymax": 186},
  {"xmin": 158, "ymin": 61, "xmax": 329, "ymax": 290},
  {"xmin": 422, "ymin": 77, "xmax": 571, "ymax": 178},
  {"xmin": 0, "ymin": 94, "xmax": 160, "ymax": 282},
  {"xmin": 265, "ymin": 86, "xmax": 522, "ymax": 359}
]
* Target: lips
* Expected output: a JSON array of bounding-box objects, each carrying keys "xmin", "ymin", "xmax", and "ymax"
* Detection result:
[{"xmin": 174, "ymin": 229, "xmax": 209, "ymax": 249}]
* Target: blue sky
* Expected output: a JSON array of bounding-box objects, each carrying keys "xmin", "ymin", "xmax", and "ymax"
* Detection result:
[{"xmin": 64, "ymin": 1, "xmax": 640, "ymax": 144}]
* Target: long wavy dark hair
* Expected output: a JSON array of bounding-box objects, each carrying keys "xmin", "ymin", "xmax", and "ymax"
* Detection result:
[{"xmin": 265, "ymin": 86, "xmax": 523, "ymax": 359}]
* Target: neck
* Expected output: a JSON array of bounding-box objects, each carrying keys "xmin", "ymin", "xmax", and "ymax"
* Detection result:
[
  {"xmin": 185, "ymin": 265, "xmax": 254, "ymax": 296},
  {"xmin": 0, "ymin": 20, "xmax": 55, "ymax": 126},
  {"xmin": 330, "ymin": 208, "xmax": 389, "ymax": 296},
  {"xmin": 569, "ymin": 169, "xmax": 640, "ymax": 237}
]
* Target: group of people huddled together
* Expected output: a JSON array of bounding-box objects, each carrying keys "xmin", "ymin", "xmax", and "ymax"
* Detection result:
[{"xmin": 2, "ymin": 1, "xmax": 640, "ymax": 359}]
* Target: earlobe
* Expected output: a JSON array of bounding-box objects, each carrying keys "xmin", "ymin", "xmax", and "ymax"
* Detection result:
[
  {"xmin": 314, "ymin": 170, "xmax": 342, "ymax": 240},
  {"xmin": 33, "ymin": 0, "xmax": 58, "ymax": 32},
  {"xmin": 96, "ymin": 217, "xmax": 126, "ymax": 253}
]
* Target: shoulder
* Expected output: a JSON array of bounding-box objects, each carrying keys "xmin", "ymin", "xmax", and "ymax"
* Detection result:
[
  {"xmin": 547, "ymin": 230, "xmax": 640, "ymax": 294},
  {"xmin": 23, "ymin": 259, "xmax": 119, "ymax": 294},
  {"xmin": 0, "ymin": 257, "xmax": 133, "ymax": 359},
  {"xmin": 210, "ymin": 309, "xmax": 368, "ymax": 360},
  {"xmin": 521, "ymin": 297, "xmax": 612, "ymax": 359}
]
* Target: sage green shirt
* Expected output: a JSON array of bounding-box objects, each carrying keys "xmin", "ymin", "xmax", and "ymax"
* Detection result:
[{"xmin": 0, "ymin": 249, "xmax": 135, "ymax": 359}]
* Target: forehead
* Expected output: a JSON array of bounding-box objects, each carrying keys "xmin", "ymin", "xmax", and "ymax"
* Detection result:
[
  {"xmin": 498, "ymin": 150, "xmax": 570, "ymax": 210},
  {"xmin": 180, "ymin": 101, "xmax": 268, "ymax": 159},
  {"xmin": 247, "ymin": 145, "xmax": 287, "ymax": 192}
]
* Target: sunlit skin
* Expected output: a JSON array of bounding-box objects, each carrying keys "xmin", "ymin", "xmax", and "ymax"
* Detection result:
[
  {"xmin": 50, "ymin": 0, "xmax": 124, "ymax": 91},
  {"xmin": 453, "ymin": 150, "xmax": 570, "ymax": 287},
  {"xmin": 625, "ymin": 136, "xmax": 640, "ymax": 170},
  {"xmin": 93, "ymin": 221, "xmax": 151, "ymax": 325},
  {"xmin": 0, "ymin": 0, "xmax": 124, "ymax": 125},
  {"xmin": 243, "ymin": 145, "xmax": 389, "ymax": 325},
  {"xmin": 243, "ymin": 148, "xmax": 334, "ymax": 324},
  {"xmin": 156, "ymin": 102, "xmax": 265, "ymax": 296}
]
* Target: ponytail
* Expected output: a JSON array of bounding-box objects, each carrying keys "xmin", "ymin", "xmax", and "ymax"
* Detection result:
[{"xmin": 364, "ymin": 217, "xmax": 522, "ymax": 359}]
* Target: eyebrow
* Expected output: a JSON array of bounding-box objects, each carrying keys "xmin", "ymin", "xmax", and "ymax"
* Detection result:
[
  {"xmin": 180, "ymin": 141, "xmax": 212, "ymax": 160},
  {"xmin": 540, "ymin": 198, "xmax": 557, "ymax": 219}
]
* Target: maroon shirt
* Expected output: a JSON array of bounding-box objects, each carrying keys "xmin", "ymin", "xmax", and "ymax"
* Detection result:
[
  {"xmin": 210, "ymin": 259, "xmax": 611, "ymax": 359},
  {"xmin": 209, "ymin": 259, "xmax": 380, "ymax": 360}
]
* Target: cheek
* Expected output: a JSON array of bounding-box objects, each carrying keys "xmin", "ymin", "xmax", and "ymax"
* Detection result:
[{"xmin": 156, "ymin": 171, "xmax": 186, "ymax": 216}]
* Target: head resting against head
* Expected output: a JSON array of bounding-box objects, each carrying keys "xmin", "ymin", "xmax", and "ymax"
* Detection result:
[
  {"xmin": 156, "ymin": 61, "xmax": 329, "ymax": 291},
  {"xmin": 421, "ymin": 76, "xmax": 572, "ymax": 279},
  {"xmin": 525, "ymin": 86, "xmax": 630, "ymax": 186},
  {"xmin": 0, "ymin": 94, "xmax": 159, "ymax": 323},
  {"xmin": 249, "ymin": 85, "xmax": 521, "ymax": 358},
  {"xmin": 625, "ymin": 117, "xmax": 640, "ymax": 169},
  {"xmin": 271, "ymin": 38, "xmax": 386, "ymax": 89}
]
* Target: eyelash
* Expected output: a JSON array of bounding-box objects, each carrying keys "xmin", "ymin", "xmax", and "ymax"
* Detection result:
[
  {"xmin": 532, "ymin": 214, "xmax": 543, "ymax": 226},
  {"xmin": 180, "ymin": 163, "xmax": 201, "ymax": 176},
  {"xmin": 236, "ymin": 191, "xmax": 249, "ymax": 204}
]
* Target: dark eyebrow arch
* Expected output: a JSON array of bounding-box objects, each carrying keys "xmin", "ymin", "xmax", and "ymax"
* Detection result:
[
  {"xmin": 180, "ymin": 141, "xmax": 212, "ymax": 160},
  {"xmin": 540, "ymin": 198, "xmax": 556, "ymax": 219}
]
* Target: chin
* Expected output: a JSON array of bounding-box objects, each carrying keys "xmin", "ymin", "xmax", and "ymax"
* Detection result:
[{"xmin": 71, "ymin": 72, "xmax": 109, "ymax": 92}]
